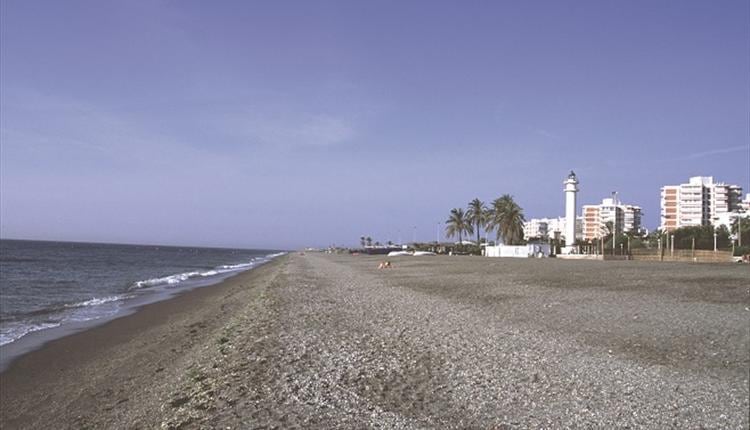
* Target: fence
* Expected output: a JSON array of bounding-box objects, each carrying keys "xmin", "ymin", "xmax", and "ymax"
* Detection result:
[{"xmin": 630, "ymin": 249, "xmax": 733, "ymax": 263}]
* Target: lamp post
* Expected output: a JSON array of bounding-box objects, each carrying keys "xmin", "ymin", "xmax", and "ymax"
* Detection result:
[
  {"xmin": 713, "ymin": 231, "xmax": 717, "ymax": 252},
  {"xmin": 612, "ymin": 225, "xmax": 616, "ymax": 256},
  {"xmin": 738, "ymin": 210, "xmax": 744, "ymax": 247},
  {"xmin": 691, "ymin": 237, "xmax": 695, "ymax": 259},
  {"xmin": 659, "ymin": 232, "xmax": 664, "ymax": 262},
  {"xmin": 670, "ymin": 234, "xmax": 674, "ymax": 257}
]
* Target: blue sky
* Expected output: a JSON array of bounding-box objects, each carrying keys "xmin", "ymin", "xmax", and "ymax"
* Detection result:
[{"xmin": 1, "ymin": 0, "xmax": 748, "ymax": 249}]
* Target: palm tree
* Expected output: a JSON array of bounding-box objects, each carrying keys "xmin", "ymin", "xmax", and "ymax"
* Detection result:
[
  {"xmin": 486, "ymin": 197, "xmax": 505, "ymax": 243},
  {"xmin": 466, "ymin": 198, "xmax": 487, "ymax": 245},
  {"xmin": 360, "ymin": 236, "xmax": 366, "ymax": 248},
  {"xmin": 487, "ymin": 194, "xmax": 525, "ymax": 245},
  {"xmin": 366, "ymin": 236, "xmax": 372, "ymax": 247},
  {"xmin": 445, "ymin": 208, "xmax": 473, "ymax": 244}
]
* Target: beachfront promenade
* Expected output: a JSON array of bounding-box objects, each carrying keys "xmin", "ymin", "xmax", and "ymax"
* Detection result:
[{"xmin": 1, "ymin": 253, "xmax": 748, "ymax": 428}]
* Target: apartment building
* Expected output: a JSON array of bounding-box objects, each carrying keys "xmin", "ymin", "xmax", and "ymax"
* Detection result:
[
  {"xmin": 741, "ymin": 194, "xmax": 750, "ymax": 212},
  {"xmin": 659, "ymin": 176, "xmax": 743, "ymax": 232},
  {"xmin": 661, "ymin": 185, "xmax": 679, "ymax": 231},
  {"xmin": 581, "ymin": 197, "xmax": 642, "ymax": 240},
  {"xmin": 522, "ymin": 218, "xmax": 548, "ymax": 240},
  {"xmin": 523, "ymin": 216, "xmax": 582, "ymax": 242},
  {"xmin": 622, "ymin": 205, "xmax": 642, "ymax": 234}
]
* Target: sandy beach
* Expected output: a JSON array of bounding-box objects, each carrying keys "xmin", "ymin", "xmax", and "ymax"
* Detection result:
[{"xmin": 1, "ymin": 253, "xmax": 748, "ymax": 428}]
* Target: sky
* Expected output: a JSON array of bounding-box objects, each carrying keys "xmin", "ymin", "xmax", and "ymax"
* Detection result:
[{"xmin": 1, "ymin": 0, "xmax": 749, "ymax": 250}]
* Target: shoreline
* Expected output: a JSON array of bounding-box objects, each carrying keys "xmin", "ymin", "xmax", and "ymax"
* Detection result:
[
  {"xmin": 0, "ymin": 252, "xmax": 285, "ymax": 372},
  {"xmin": 0, "ymin": 254, "xmax": 289, "ymax": 429}
]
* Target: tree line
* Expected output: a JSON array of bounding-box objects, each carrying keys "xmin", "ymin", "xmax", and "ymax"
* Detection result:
[
  {"xmin": 359, "ymin": 236, "xmax": 395, "ymax": 248},
  {"xmin": 655, "ymin": 218, "xmax": 749, "ymax": 255},
  {"xmin": 445, "ymin": 195, "xmax": 526, "ymax": 246}
]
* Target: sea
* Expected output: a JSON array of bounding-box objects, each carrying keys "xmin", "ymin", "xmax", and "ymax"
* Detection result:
[{"xmin": 0, "ymin": 239, "xmax": 284, "ymax": 368}]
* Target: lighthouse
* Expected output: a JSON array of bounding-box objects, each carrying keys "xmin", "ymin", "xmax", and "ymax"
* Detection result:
[{"xmin": 563, "ymin": 171, "xmax": 579, "ymax": 252}]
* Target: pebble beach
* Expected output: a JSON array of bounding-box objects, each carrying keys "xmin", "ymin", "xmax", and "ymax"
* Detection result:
[{"xmin": 1, "ymin": 253, "xmax": 748, "ymax": 429}]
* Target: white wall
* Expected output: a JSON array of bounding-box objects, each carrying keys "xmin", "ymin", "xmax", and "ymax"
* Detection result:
[{"xmin": 485, "ymin": 244, "xmax": 551, "ymax": 258}]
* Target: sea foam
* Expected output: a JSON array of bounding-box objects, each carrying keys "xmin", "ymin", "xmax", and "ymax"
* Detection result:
[
  {"xmin": 130, "ymin": 256, "xmax": 278, "ymax": 289},
  {"xmin": 0, "ymin": 322, "xmax": 62, "ymax": 346},
  {"xmin": 65, "ymin": 295, "xmax": 130, "ymax": 309}
]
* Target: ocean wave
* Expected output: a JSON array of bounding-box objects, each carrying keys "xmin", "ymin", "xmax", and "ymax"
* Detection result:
[
  {"xmin": 218, "ymin": 261, "xmax": 255, "ymax": 270},
  {"xmin": 132, "ymin": 271, "xmax": 203, "ymax": 288},
  {"xmin": 64, "ymin": 295, "xmax": 129, "ymax": 309},
  {"xmin": 0, "ymin": 322, "xmax": 62, "ymax": 346},
  {"xmin": 130, "ymin": 258, "xmax": 266, "ymax": 290},
  {"xmin": 0, "ymin": 296, "xmax": 126, "ymax": 322},
  {"xmin": 266, "ymin": 252, "xmax": 287, "ymax": 258},
  {"xmin": 0, "ymin": 296, "xmax": 128, "ymax": 345}
]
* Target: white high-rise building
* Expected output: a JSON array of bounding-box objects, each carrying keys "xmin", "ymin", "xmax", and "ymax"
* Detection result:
[
  {"xmin": 523, "ymin": 218, "xmax": 548, "ymax": 240},
  {"xmin": 582, "ymin": 195, "xmax": 642, "ymax": 240},
  {"xmin": 622, "ymin": 205, "xmax": 643, "ymax": 234},
  {"xmin": 545, "ymin": 217, "xmax": 564, "ymax": 238},
  {"xmin": 660, "ymin": 176, "xmax": 743, "ymax": 232},
  {"xmin": 523, "ymin": 216, "xmax": 582, "ymax": 242},
  {"xmin": 741, "ymin": 193, "xmax": 750, "ymax": 212}
]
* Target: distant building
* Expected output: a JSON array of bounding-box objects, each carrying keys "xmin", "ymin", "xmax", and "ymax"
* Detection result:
[
  {"xmin": 713, "ymin": 193, "xmax": 750, "ymax": 231},
  {"xmin": 582, "ymin": 205, "xmax": 600, "ymax": 240},
  {"xmin": 582, "ymin": 195, "xmax": 643, "ymax": 241},
  {"xmin": 523, "ymin": 216, "xmax": 582, "ymax": 242},
  {"xmin": 741, "ymin": 194, "xmax": 750, "ymax": 212},
  {"xmin": 660, "ymin": 176, "xmax": 743, "ymax": 232},
  {"xmin": 546, "ymin": 217, "xmax": 566, "ymax": 239},
  {"xmin": 622, "ymin": 205, "xmax": 643, "ymax": 234},
  {"xmin": 522, "ymin": 218, "xmax": 548, "ymax": 240}
]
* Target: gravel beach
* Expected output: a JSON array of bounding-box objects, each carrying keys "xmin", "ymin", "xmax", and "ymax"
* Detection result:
[{"xmin": 1, "ymin": 253, "xmax": 748, "ymax": 429}]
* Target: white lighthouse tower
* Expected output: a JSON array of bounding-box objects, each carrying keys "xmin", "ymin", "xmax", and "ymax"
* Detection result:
[{"xmin": 563, "ymin": 171, "xmax": 579, "ymax": 253}]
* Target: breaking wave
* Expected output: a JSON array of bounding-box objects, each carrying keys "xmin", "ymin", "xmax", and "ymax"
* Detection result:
[
  {"xmin": 65, "ymin": 295, "xmax": 129, "ymax": 309},
  {"xmin": 0, "ymin": 322, "xmax": 62, "ymax": 346},
  {"xmin": 131, "ymin": 253, "xmax": 285, "ymax": 289}
]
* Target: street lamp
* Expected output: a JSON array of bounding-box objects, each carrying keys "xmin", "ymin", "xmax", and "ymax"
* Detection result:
[
  {"xmin": 670, "ymin": 234, "xmax": 674, "ymax": 257},
  {"xmin": 612, "ymin": 224, "xmax": 616, "ymax": 256},
  {"xmin": 713, "ymin": 230, "xmax": 717, "ymax": 252},
  {"xmin": 738, "ymin": 208, "xmax": 745, "ymax": 248}
]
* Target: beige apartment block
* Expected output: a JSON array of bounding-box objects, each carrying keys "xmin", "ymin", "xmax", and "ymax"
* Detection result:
[
  {"xmin": 581, "ymin": 197, "xmax": 642, "ymax": 241},
  {"xmin": 659, "ymin": 176, "xmax": 743, "ymax": 232}
]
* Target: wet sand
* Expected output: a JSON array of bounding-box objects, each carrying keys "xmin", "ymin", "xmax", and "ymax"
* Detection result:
[{"xmin": 1, "ymin": 253, "xmax": 748, "ymax": 428}]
